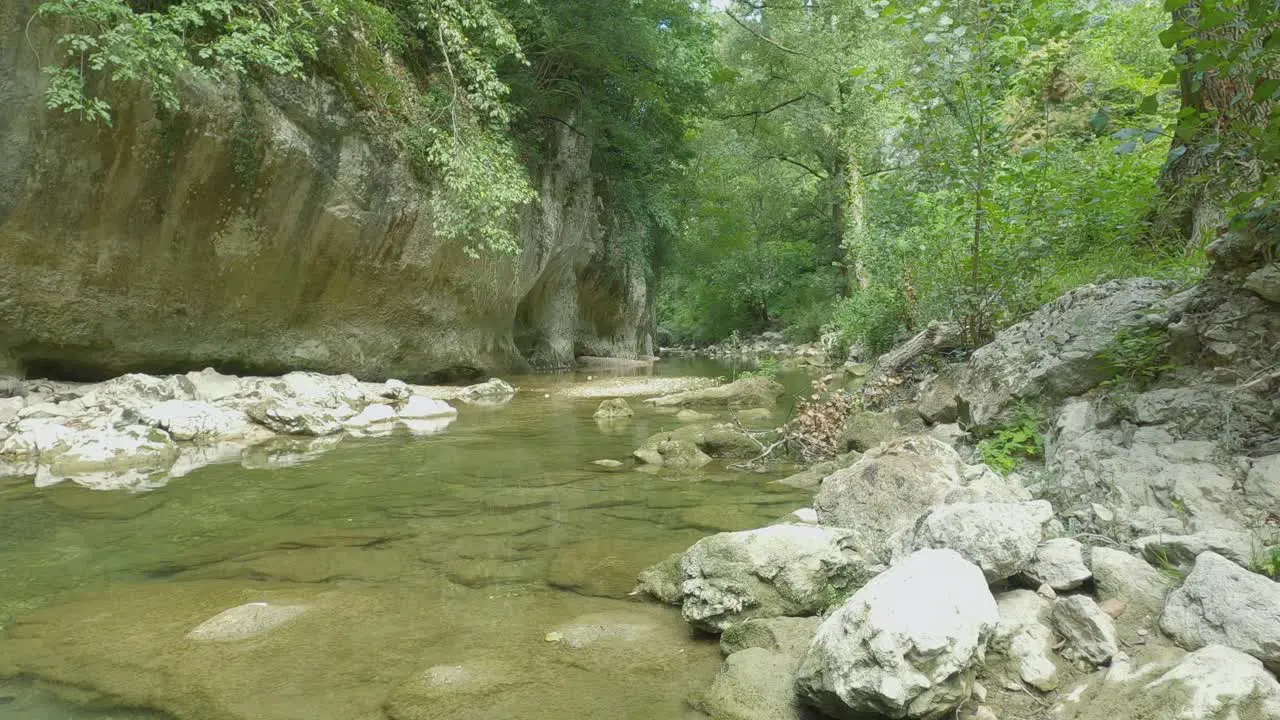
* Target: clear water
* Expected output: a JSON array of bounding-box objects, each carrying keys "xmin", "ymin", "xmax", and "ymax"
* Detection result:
[{"xmin": 0, "ymin": 360, "xmax": 811, "ymax": 720}]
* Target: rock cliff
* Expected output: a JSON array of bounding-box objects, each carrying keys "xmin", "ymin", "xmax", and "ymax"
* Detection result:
[{"xmin": 0, "ymin": 0, "xmax": 652, "ymax": 381}]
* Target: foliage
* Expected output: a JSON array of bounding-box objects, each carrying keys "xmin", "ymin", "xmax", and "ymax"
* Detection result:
[
  {"xmin": 1100, "ymin": 329, "xmax": 1176, "ymax": 389},
  {"xmin": 735, "ymin": 357, "xmax": 779, "ymax": 381},
  {"xmin": 1253, "ymin": 546, "xmax": 1280, "ymax": 580},
  {"xmin": 787, "ymin": 375, "xmax": 859, "ymax": 460},
  {"xmin": 978, "ymin": 403, "xmax": 1045, "ymax": 475}
]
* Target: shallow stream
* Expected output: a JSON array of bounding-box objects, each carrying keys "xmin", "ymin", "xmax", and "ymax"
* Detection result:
[{"xmin": 0, "ymin": 359, "xmax": 812, "ymax": 720}]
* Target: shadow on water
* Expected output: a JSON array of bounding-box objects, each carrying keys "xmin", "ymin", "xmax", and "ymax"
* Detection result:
[{"xmin": 0, "ymin": 358, "xmax": 816, "ymax": 720}]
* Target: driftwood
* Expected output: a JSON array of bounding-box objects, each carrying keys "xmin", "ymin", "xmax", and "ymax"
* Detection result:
[{"xmin": 863, "ymin": 321, "xmax": 962, "ymax": 392}]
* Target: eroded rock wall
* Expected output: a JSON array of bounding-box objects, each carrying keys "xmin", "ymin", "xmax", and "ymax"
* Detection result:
[{"xmin": 0, "ymin": 0, "xmax": 650, "ymax": 381}]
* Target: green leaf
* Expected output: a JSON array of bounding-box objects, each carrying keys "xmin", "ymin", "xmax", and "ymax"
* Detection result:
[
  {"xmin": 1163, "ymin": 0, "xmax": 1192, "ymax": 10},
  {"xmin": 1089, "ymin": 110, "xmax": 1109, "ymax": 132},
  {"xmin": 1254, "ymin": 79, "xmax": 1280, "ymax": 103},
  {"xmin": 1138, "ymin": 93, "xmax": 1159, "ymax": 115}
]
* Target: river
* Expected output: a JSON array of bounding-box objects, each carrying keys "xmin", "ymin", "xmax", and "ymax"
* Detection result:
[{"xmin": 0, "ymin": 359, "xmax": 813, "ymax": 719}]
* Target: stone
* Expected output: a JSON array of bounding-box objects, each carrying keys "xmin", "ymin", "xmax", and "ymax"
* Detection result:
[
  {"xmin": 183, "ymin": 368, "xmax": 243, "ymax": 404},
  {"xmin": 43, "ymin": 425, "xmax": 178, "ymax": 478},
  {"xmin": 634, "ymin": 552, "xmax": 684, "ymax": 605},
  {"xmin": 385, "ymin": 661, "xmax": 529, "ymax": 720},
  {"xmin": 679, "ymin": 524, "xmax": 870, "ymax": 632},
  {"xmin": 736, "ymin": 408, "xmax": 774, "ymax": 425},
  {"xmin": 835, "ymin": 408, "xmax": 926, "ymax": 453},
  {"xmin": 593, "ymin": 398, "xmax": 634, "ymax": 419},
  {"xmin": 632, "ymin": 439, "xmax": 711, "ymax": 470},
  {"xmin": 0, "ymin": 417, "xmax": 78, "ymax": 457},
  {"xmin": 896, "ymin": 501, "xmax": 1053, "ymax": 583},
  {"xmin": 1244, "ymin": 262, "xmax": 1280, "ymax": 303},
  {"xmin": 0, "ymin": 396, "xmax": 23, "ymax": 425},
  {"xmin": 916, "ymin": 371, "xmax": 959, "ymax": 424},
  {"xmin": 1160, "ymin": 551, "xmax": 1280, "ymax": 670},
  {"xmin": 1244, "ymin": 454, "xmax": 1280, "ymax": 509},
  {"xmin": 397, "ymin": 396, "xmax": 457, "ymax": 420},
  {"xmin": 591, "ymin": 459, "xmax": 624, "ymax": 468},
  {"xmin": 676, "ymin": 409, "xmax": 718, "ymax": 423},
  {"xmin": 1097, "ymin": 554, "xmax": 1200, "ymax": 616},
  {"xmin": 815, "ymin": 436, "xmax": 1025, "ymax": 562},
  {"xmin": 248, "ymin": 400, "xmax": 352, "ymax": 436},
  {"xmin": 1135, "ymin": 529, "xmax": 1258, "ymax": 571},
  {"xmin": 647, "ymin": 376, "xmax": 785, "ymax": 408},
  {"xmin": 136, "ymin": 400, "xmax": 256, "ymax": 441},
  {"xmin": 773, "ymin": 452, "xmax": 860, "ymax": 490},
  {"xmin": 381, "ymin": 379, "xmax": 412, "ymax": 401},
  {"xmin": 719, "ymin": 616, "xmax": 820, "ymax": 660},
  {"xmin": 458, "ymin": 379, "xmax": 516, "ymax": 401},
  {"xmin": 795, "ymin": 549, "xmax": 998, "ymax": 720},
  {"xmin": 636, "ymin": 423, "xmax": 760, "ymax": 461},
  {"xmin": 1049, "ymin": 645, "xmax": 1280, "ymax": 720},
  {"xmin": 342, "ymin": 403, "xmax": 398, "ymax": 434},
  {"xmin": 953, "ymin": 279, "xmax": 1177, "ymax": 430},
  {"xmin": 1052, "ymin": 595, "xmax": 1118, "ymax": 665},
  {"xmin": 990, "ymin": 590, "xmax": 1059, "ymax": 691},
  {"xmin": 1024, "ymin": 538, "xmax": 1092, "ymax": 591},
  {"xmin": 77, "ymin": 373, "xmax": 195, "ymax": 412},
  {"xmin": 692, "ymin": 648, "xmax": 813, "ymax": 720},
  {"xmin": 1045, "ymin": 401, "xmax": 1245, "ymax": 535},
  {"xmin": 926, "ymin": 423, "xmax": 968, "ymax": 448},
  {"xmin": 186, "ymin": 602, "xmax": 308, "ymax": 641}
]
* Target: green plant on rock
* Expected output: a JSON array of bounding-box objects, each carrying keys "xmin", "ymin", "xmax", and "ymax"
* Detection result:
[
  {"xmin": 736, "ymin": 357, "xmax": 779, "ymax": 382},
  {"xmin": 1100, "ymin": 328, "xmax": 1176, "ymax": 389},
  {"xmin": 978, "ymin": 403, "xmax": 1045, "ymax": 475},
  {"xmin": 1251, "ymin": 546, "xmax": 1280, "ymax": 580}
]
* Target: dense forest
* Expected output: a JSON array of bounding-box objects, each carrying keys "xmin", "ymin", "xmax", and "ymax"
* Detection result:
[{"xmin": 37, "ymin": 0, "xmax": 1279, "ymax": 356}]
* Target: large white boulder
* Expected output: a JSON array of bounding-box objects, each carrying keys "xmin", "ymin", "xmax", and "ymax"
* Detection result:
[
  {"xmin": 795, "ymin": 549, "xmax": 997, "ymax": 720},
  {"xmin": 1244, "ymin": 454, "xmax": 1280, "ymax": 509},
  {"xmin": 815, "ymin": 436, "xmax": 1026, "ymax": 562},
  {"xmin": 679, "ymin": 524, "xmax": 871, "ymax": 632},
  {"xmin": 1050, "ymin": 645, "xmax": 1280, "ymax": 720},
  {"xmin": 1089, "ymin": 546, "xmax": 1172, "ymax": 617},
  {"xmin": 894, "ymin": 500, "xmax": 1053, "ymax": 583},
  {"xmin": 1160, "ymin": 551, "xmax": 1280, "ymax": 670}
]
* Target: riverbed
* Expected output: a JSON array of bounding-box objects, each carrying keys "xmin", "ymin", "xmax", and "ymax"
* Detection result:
[{"xmin": 0, "ymin": 360, "xmax": 812, "ymax": 719}]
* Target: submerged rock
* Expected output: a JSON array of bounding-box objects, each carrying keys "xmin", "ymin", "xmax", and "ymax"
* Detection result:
[
  {"xmin": 647, "ymin": 376, "xmax": 785, "ymax": 408},
  {"xmin": 635, "ymin": 423, "xmax": 761, "ymax": 462},
  {"xmin": 632, "ymin": 439, "xmax": 711, "ymax": 470},
  {"xmin": 795, "ymin": 549, "xmax": 997, "ymax": 720},
  {"xmin": 693, "ymin": 648, "xmax": 816, "ymax": 720},
  {"xmin": 593, "ymin": 398, "xmax": 634, "ymax": 420},
  {"xmin": 679, "ymin": 524, "xmax": 870, "ymax": 632},
  {"xmin": 719, "ymin": 616, "xmax": 820, "ymax": 659},
  {"xmin": 186, "ymin": 602, "xmax": 308, "ymax": 641},
  {"xmin": 458, "ymin": 379, "xmax": 516, "ymax": 402}
]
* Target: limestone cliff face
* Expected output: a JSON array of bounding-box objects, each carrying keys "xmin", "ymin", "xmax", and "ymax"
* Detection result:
[{"xmin": 0, "ymin": 0, "xmax": 652, "ymax": 381}]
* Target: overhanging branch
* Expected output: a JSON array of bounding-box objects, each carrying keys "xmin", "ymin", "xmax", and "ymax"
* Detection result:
[{"xmin": 723, "ymin": 10, "xmax": 808, "ymax": 57}]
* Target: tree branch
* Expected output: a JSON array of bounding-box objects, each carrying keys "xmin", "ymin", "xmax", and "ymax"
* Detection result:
[
  {"xmin": 761, "ymin": 154, "xmax": 828, "ymax": 179},
  {"xmin": 716, "ymin": 93, "xmax": 814, "ymax": 120},
  {"xmin": 723, "ymin": 10, "xmax": 808, "ymax": 57}
]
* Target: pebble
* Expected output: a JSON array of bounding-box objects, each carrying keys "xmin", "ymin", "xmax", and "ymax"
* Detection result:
[{"xmin": 545, "ymin": 631, "xmax": 563, "ymax": 643}]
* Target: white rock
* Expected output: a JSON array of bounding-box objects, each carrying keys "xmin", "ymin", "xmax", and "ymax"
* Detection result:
[
  {"xmin": 136, "ymin": 400, "xmax": 256, "ymax": 441},
  {"xmin": 183, "ymin": 368, "xmax": 243, "ymax": 403},
  {"xmin": 694, "ymin": 648, "xmax": 810, "ymax": 720},
  {"xmin": 1050, "ymin": 645, "xmax": 1280, "ymax": 720},
  {"xmin": 1024, "ymin": 538, "xmax": 1092, "ymax": 591},
  {"xmin": 1244, "ymin": 454, "xmax": 1280, "ymax": 509},
  {"xmin": 186, "ymin": 602, "xmax": 308, "ymax": 641},
  {"xmin": 458, "ymin": 378, "xmax": 516, "ymax": 402},
  {"xmin": 1052, "ymin": 595, "xmax": 1118, "ymax": 665},
  {"xmin": 1089, "ymin": 546, "xmax": 1171, "ymax": 616},
  {"xmin": 795, "ymin": 549, "xmax": 998, "ymax": 720},
  {"xmin": 815, "ymin": 436, "xmax": 1026, "ymax": 562},
  {"xmin": 400, "ymin": 416, "xmax": 455, "ymax": 436},
  {"xmin": 679, "ymin": 524, "xmax": 870, "ymax": 632},
  {"xmin": 1134, "ymin": 529, "xmax": 1257, "ymax": 571},
  {"xmin": 0, "ymin": 417, "xmax": 78, "ymax": 457},
  {"xmin": 991, "ymin": 590, "xmax": 1060, "ymax": 691},
  {"xmin": 896, "ymin": 500, "xmax": 1053, "ymax": 582},
  {"xmin": 380, "ymin": 378, "xmax": 411, "ymax": 401},
  {"xmin": 248, "ymin": 401, "xmax": 351, "ymax": 436},
  {"xmin": 1160, "ymin": 551, "xmax": 1280, "ymax": 669},
  {"xmin": 398, "ymin": 395, "xmax": 457, "ymax": 420}
]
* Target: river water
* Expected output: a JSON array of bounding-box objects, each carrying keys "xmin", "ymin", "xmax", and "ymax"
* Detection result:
[{"xmin": 0, "ymin": 359, "xmax": 812, "ymax": 719}]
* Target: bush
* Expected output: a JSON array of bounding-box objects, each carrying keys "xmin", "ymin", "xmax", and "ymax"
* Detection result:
[{"xmin": 978, "ymin": 404, "xmax": 1045, "ymax": 475}]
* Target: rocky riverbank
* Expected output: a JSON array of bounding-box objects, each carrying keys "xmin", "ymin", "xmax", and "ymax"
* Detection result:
[{"xmin": 633, "ymin": 268, "xmax": 1280, "ymax": 719}]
